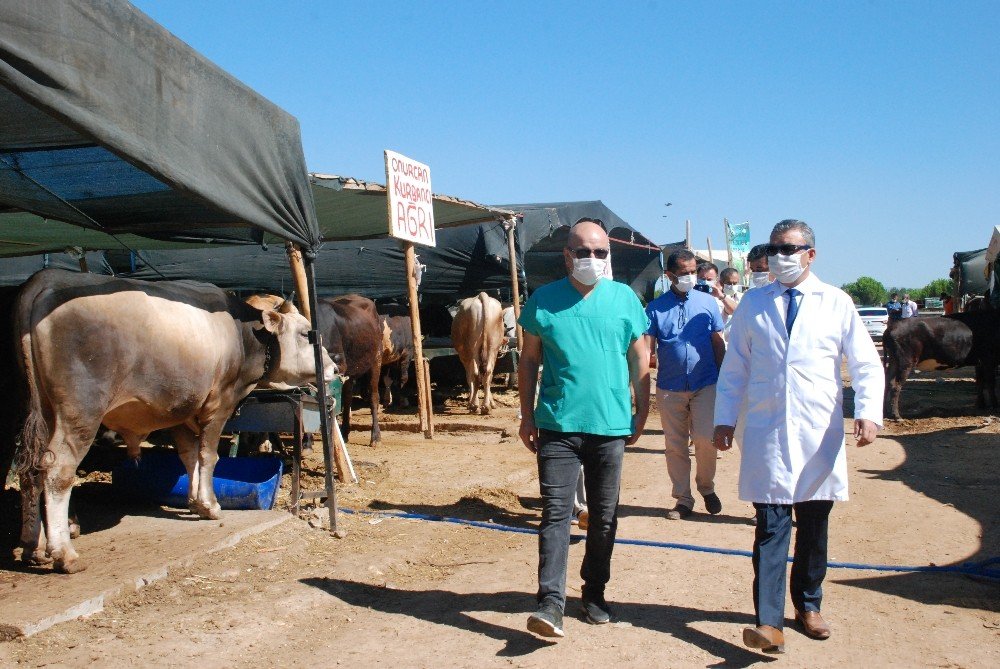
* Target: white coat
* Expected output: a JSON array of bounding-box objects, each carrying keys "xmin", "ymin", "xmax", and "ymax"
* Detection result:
[{"xmin": 714, "ymin": 272, "xmax": 884, "ymax": 504}]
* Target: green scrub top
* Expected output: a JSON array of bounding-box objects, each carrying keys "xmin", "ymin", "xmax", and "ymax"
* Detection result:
[{"xmin": 518, "ymin": 277, "xmax": 649, "ymax": 436}]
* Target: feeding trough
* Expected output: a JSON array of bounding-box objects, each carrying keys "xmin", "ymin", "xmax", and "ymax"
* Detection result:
[{"xmin": 112, "ymin": 450, "xmax": 283, "ymax": 511}]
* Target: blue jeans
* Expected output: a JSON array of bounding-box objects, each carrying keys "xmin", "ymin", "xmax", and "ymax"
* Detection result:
[
  {"xmin": 752, "ymin": 501, "xmax": 834, "ymax": 628},
  {"xmin": 536, "ymin": 429, "xmax": 625, "ymax": 611}
]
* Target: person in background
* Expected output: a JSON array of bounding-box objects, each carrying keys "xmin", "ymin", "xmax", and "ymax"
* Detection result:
[
  {"xmin": 697, "ymin": 262, "xmax": 740, "ymax": 322},
  {"xmin": 646, "ymin": 249, "xmax": 726, "ymax": 520},
  {"xmin": 719, "ymin": 267, "xmax": 743, "ymax": 338},
  {"xmin": 885, "ymin": 293, "xmax": 903, "ymax": 324},
  {"xmin": 902, "ymin": 293, "xmax": 918, "ymax": 319},
  {"xmin": 713, "ymin": 219, "xmax": 883, "ymax": 654},
  {"xmin": 746, "ymin": 244, "xmax": 772, "ymax": 290},
  {"xmin": 518, "ymin": 219, "xmax": 650, "ymax": 638},
  {"xmin": 942, "ymin": 291, "xmax": 955, "ymax": 315}
]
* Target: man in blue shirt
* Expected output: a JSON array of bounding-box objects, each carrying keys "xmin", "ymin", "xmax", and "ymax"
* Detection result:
[
  {"xmin": 518, "ymin": 219, "xmax": 650, "ymax": 638},
  {"xmin": 646, "ymin": 248, "xmax": 726, "ymax": 520}
]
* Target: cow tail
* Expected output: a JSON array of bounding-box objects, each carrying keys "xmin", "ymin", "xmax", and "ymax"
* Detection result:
[
  {"xmin": 476, "ymin": 292, "xmax": 491, "ymax": 372},
  {"xmin": 13, "ymin": 281, "xmax": 51, "ymax": 476}
]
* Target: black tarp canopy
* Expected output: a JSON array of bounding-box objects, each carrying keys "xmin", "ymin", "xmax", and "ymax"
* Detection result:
[
  {"xmin": 0, "ymin": 0, "xmax": 319, "ymax": 249},
  {"xmin": 497, "ymin": 201, "xmax": 666, "ymax": 300},
  {"xmin": 952, "ymin": 248, "xmax": 989, "ymax": 297}
]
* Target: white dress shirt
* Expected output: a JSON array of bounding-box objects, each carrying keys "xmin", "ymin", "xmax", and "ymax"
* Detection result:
[{"xmin": 714, "ymin": 272, "xmax": 884, "ymax": 504}]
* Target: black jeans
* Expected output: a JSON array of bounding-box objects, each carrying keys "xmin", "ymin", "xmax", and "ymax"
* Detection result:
[
  {"xmin": 536, "ymin": 429, "xmax": 625, "ymax": 611},
  {"xmin": 752, "ymin": 500, "xmax": 834, "ymax": 628}
]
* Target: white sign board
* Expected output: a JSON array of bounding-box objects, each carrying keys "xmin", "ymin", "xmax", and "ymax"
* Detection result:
[{"xmin": 385, "ymin": 150, "xmax": 436, "ymax": 247}]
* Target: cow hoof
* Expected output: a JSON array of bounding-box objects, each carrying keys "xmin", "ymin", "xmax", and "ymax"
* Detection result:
[
  {"xmin": 55, "ymin": 558, "xmax": 87, "ymax": 574},
  {"xmin": 480, "ymin": 406, "xmax": 490, "ymax": 416},
  {"xmin": 22, "ymin": 547, "xmax": 52, "ymax": 566},
  {"xmin": 369, "ymin": 440, "xmax": 380, "ymax": 448},
  {"xmin": 191, "ymin": 501, "xmax": 223, "ymax": 520},
  {"xmin": 69, "ymin": 523, "xmax": 81, "ymax": 540}
]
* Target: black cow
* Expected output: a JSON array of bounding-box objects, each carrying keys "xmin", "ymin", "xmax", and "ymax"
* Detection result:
[
  {"xmin": 947, "ymin": 309, "xmax": 1000, "ymax": 411},
  {"xmin": 883, "ymin": 317, "xmax": 974, "ymax": 419}
]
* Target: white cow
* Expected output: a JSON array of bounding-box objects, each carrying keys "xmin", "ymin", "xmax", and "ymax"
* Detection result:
[{"xmin": 451, "ymin": 293, "xmax": 505, "ymax": 414}]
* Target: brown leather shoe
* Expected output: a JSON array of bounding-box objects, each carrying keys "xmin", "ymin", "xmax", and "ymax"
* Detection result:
[
  {"xmin": 742, "ymin": 625, "xmax": 785, "ymax": 653},
  {"xmin": 795, "ymin": 610, "xmax": 831, "ymax": 640}
]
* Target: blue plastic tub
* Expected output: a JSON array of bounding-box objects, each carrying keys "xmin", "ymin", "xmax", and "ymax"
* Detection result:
[{"xmin": 112, "ymin": 450, "xmax": 283, "ymax": 511}]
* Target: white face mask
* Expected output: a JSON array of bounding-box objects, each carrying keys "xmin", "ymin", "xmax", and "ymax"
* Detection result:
[
  {"xmin": 750, "ymin": 272, "xmax": 771, "ymax": 288},
  {"xmin": 723, "ymin": 284, "xmax": 739, "ymax": 297},
  {"xmin": 768, "ymin": 253, "xmax": 807, "ymax": 284},
  {"xmin": 673, "ymin": 273, "xmax": 697, "ymax": 293},
  {"xmin": 572, "ymin": 257, "xmax": 607, "ymax": 286}
]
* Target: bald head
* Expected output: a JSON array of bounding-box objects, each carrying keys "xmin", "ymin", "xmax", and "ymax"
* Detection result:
[{"xmin": 564, "ymin": 222, "xmax": 611, "ymax": 277}]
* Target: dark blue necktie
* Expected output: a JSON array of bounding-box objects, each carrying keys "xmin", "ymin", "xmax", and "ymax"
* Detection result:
[{"xmin": 785, "ymin": 288, "xmax": 801, "ymax": 335}]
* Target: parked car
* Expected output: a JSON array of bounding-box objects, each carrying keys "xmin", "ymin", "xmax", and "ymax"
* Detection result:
[{"xmin": 857, "ymin": 306, "xmax": 889, "ymax": 341}]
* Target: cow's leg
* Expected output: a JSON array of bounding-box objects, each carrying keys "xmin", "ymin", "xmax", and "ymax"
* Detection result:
[
  {"xmin": 18, "ymin": 469, "xmax": 49, "ymax": 565},
  {"xmin": 884, "ymin": 353, "xmax": 910, "ymax": 420},
  {"xmin": 42, "ymin": 425, "xmax": 93, "ymax": 574},
  {"xmin": 481, "ymin": 353, "xmax": 499, "ymax": 414},
  {"xmin": 398, "ymin": 354, "xmax": 411, "ymax": 408},
  {"xmin": 369, "ymin": 357, "xmax": 383, "ymax": 447},
  {"xmin": 381, "ymin": 365, "xmax": 393, "ymax": 409},
  {"xmin": 194, "ymin": 423, "xmax": 224, "ymax": 519},
  {"xmin": 171, "ymin": 427, "xmax": 202, "ymax": 514},
  {"xmin": 340, "ymin": 377, "xmax": 355, "ymax": 441},
  {"xmin": 974, "ymin": 362, "xmax": 987, "ymax": 410},
  {"xmin": 466, "ymin": 360, "xmax": 480, "ymax": 413}
]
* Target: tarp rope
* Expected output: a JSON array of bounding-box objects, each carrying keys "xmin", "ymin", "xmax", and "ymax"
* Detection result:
[{"xmin": 339, "ymin": 507, "xmax": 1000, "ymax": 580}]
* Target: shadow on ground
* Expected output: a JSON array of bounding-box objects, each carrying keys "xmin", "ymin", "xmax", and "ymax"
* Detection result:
[
  {"xmin": 302, "ymin": 577, "xmax": 775, "ymax": 666},
  {"xmin": 838, "ymin": 424, "xmax": 1000, "ymax": 609}
]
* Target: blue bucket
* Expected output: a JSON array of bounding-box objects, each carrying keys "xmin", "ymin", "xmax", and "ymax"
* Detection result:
[{"xmin": 112, "ymin": 450, "xmax": 283, "ymax": 511}]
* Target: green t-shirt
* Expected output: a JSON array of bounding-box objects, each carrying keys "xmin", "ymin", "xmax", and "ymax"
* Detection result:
[{"xmin": 518, "ymin": 277, "xmax": 650, "ymax": 436}]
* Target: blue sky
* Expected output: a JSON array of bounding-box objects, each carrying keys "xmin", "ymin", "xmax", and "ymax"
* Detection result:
[{"xmin": 132, "ymin": 0, "xmax": 999, "ymax": 288}]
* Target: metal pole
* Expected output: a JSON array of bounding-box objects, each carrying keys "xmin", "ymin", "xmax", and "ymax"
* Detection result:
[
  {"xmin": 403, "ymin": 241, "xmax": 431, "ymax": 437},
  {"xmin": 504, "ymin": 216, "xmax": 523, "ymax": 352},
  {"xmin": 303, "ymin": 251, "xmax": 340, "ymax": 537}
]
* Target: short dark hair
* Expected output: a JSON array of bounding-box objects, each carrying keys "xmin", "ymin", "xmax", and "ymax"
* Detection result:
[
  {"xmin": 697, "ymin": 262, "xmax": 719, "ymax": 277},
  {"xmin": 771, "ymin": 219, "xmax": 815, "ymax": 247},
  {"xmin": 747, "ymin": 243, "xmax": 769, "ymax": 263},
  {"xmin": 720, "ymin": 267, "xmax": 739, "ymax": 282},
  {"xmin": 666, "ymin": 248, "xmax": 695, "ymax": 272}
]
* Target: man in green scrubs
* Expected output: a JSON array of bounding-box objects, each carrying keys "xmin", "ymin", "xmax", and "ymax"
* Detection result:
[{"xmin": 518, "ymin": 219, "xmax": 650, "ymax": 638}]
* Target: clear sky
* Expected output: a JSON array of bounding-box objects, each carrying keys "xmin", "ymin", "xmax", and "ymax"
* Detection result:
[{"xmin": 132, "ymin": 0, "xmax": 999, "ymax": 289}]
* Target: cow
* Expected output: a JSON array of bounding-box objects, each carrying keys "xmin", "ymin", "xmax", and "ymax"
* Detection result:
[
  {"xmin": 451, "ymin": 292, "xmax": 505, "ymax": 414},
  {"xmin": 316, "ymin": 295, "xmax": 384, "ymax": 446},
  {"xmin": 379, "ymin": 315, "xmax": 414, "ymax": 409},
  {"xmin": 883, "ymin": 317, "xmax": 975, "ymax": 419},
  {"xmin": 13, "ymin": 269, "xmax": 335, "ymax": 573}
]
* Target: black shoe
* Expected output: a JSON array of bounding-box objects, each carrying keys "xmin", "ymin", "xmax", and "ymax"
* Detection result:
[
  {"xmin": 703, "ymin": 493, "xmax": 722, "ymax": 515},
  {"xmin": 666, "ymin": 504, "xmax": 692, "ymax": 520},
  {"xmin": 527, "ymin": 602, "xmax": 564, "ymax": 638},
  {"xmin": 581, "ymin": 594, "xmax": 612, "ymax": 624}
]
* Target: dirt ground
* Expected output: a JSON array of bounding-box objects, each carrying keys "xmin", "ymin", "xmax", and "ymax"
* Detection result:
[{"xmin": 0, "ymin": 368, "xmax": 998, "ymax": 668}]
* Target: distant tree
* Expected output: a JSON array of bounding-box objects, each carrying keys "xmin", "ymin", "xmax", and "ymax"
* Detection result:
[
  {"xmin": 841, "ymin": 276, "xmax": 888, "ymax": 306},
  {"xmin": 921, "ymin": 277, "xmax": 954, "ymax": 298}
]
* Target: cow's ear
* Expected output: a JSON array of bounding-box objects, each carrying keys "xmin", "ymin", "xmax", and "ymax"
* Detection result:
[{"xmin": 261, "ymin": 310, "xmax": 283, "ymax": 334}]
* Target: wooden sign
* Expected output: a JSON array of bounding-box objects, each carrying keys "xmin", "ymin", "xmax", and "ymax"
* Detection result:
[{"xmin": 385, "ymin": 150, "xmax": 436, "ymax": 247}]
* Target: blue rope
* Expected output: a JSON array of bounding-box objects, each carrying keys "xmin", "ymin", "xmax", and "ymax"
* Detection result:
[{"xmin": 340, "ymin": 507, "xmax": 1000, "ymax": 580}]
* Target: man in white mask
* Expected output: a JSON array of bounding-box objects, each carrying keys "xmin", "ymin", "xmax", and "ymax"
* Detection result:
[
  {"xmin": 518, "ymin": 218, "xmax": 650, "ymax": 637},
  {"xmin": 713, "ymin": 220, "xmax": 883, "ymax": 654},
  {"xmin": 746, "ymin": 244, "xmax": 772, "ymax": 290},
  {"xmin": 645, "ymin": 249, "xmax": 726, "ymax": 520}
]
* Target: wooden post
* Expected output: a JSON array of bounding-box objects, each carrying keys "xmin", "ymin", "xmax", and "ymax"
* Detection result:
[
  {"xmin": 285, "ymin": 242, "xmax": 311, "ymax": 320},
  {"xmin": 403, "ymin": 241, "xmax": 432, "ymax": 437},
  {"xmin": 504, "ymin": 216, "xmax": 523, "ymax": 351},
  {"xmin": 685, "ymin": 220, "xmax": 692, "ymax": 249},
  {"xmin": 78, "ymin": 256, "xmax": 89, "ymax": 273},
  {"xmin": 724, "ymin": 219, "xmax": 733, "ymax": 269},
  {"xmin": 706, "ymin": 235, "xmax": 714, "ymax": 264}
]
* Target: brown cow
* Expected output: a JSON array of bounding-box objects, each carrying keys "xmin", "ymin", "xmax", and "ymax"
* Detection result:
[
  {"xmin": 14, "ymin": 269, "xmax": 335, "ymax": 573},
  {"xmin": 451, "ymin": 292, "xmax": 505, "ymax": 414},
  {"xmin": 380, "ymin": 315, "xmax": 414, "ymax": 408},
  {"xmin": 316, "ymin": 295, "xmax": 384, "ymax": 446}
]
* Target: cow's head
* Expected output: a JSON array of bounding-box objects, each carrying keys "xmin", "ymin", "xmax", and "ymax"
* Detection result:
[
  {"xmin": 260, "ymin": 309, "xmax": 336, "ymax": 387},
  {"xmin": 247, "ymin": 294, "xmax": 300, "ymax": 315}
]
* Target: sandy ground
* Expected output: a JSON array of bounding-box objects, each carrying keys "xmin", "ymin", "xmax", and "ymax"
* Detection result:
[{"xmin": 0, "ymin": 368, "xmax": 998, "ymax": 668}]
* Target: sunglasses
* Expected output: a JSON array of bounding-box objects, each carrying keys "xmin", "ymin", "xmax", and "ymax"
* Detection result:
[
  {"xmin": 568, "ymin": 247, "xmax": 610, "ymax": 259},
  {"xmin": 765, "ymin": 243, "xmax": 811, "ymax": 256}
]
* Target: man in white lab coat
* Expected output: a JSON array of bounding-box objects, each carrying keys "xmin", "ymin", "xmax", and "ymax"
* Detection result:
[{"xmin": 713, "ymin": 220, "xmax": 883, "ymax": 654}]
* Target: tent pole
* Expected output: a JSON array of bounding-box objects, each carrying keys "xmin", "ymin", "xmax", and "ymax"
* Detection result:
[
  {"xmin": 403, "ymin": 241, "xmax": 431, "ymax": 437},
  {"xmin": 686, "ymin": 220, "xmax": 692, "ymax": 250},
  {"xmin": 504, "ymin": 216, "xmax": 523, "ymax": 351},
  {"xmin": 286, "ymin": 242, "xmax": 311, "ymax": 319},
  {"xmin": 724, "ymin": 219, "xmax": 733, "ymax": 269},
  {"xmin": 303, "ymin": 251, "xmax": 341, "ymax": 537}
]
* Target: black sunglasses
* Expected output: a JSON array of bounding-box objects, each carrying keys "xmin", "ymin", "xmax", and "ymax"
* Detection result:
[
  {"xmin": 765, "ymin": 243, "xmax": 811, "ymax": 256},
  {"xmin": 568, "ymin": 247, "xmax": 611, "ymax": 260}
]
